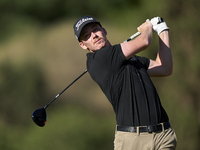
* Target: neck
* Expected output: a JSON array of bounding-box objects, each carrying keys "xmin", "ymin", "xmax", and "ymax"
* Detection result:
[{"xmin": 89, "ymin": 40, "xmax": 111, "ymax": 53}]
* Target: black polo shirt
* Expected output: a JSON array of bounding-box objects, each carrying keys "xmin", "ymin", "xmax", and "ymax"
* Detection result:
[{"xmin": 87, "ymin": 44, "xmax": 169, "ymax": 126}]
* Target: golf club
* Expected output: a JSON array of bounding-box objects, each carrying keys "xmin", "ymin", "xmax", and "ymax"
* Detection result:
[
  {"xmin": 31, "ymin": 17, "xmax": 165, "ymax": 127},
  {"xmin": 31, "ymin": 31, "xmax": 141, "ymax": 127},
  {"xmin": 32, "ymin": 70, "xmax": 88, "ymax": 127},
  {"xmin": 123, "ymin": 32, "xmax": 140, "ymax": 43}
]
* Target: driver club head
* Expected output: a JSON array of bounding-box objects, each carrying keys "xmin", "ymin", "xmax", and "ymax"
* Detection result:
[{"xmin": 32, "ymin": 107, "xmax": 47, "ymax": 127}]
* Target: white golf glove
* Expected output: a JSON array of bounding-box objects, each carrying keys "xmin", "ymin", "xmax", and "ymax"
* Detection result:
[{"xmin": 150, "ymin": 17, "xmax": 169, "ymax": 35}]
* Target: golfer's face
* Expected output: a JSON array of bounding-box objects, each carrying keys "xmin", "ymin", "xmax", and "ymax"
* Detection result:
[{"xmin": 79, "ymin": 23, "xmax": 107, "ymax": 51}]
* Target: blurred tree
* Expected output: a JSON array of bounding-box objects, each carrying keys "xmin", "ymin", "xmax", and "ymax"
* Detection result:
[
  {"xmin": 164, "ymin": 0, "xmax": 200, "ymax": 149},
  {"xmin": 0, "ymin": 0, "xmax": 141, "ymax": 41},
  {"xmin": 0, "ymin": 61, "xmax": 48, "ymax": 126},
  {"xmin": 0, "ymin": 0, "xmax": 140, "ymax": 23}
]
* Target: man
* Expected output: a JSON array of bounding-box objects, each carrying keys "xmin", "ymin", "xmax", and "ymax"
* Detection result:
[{"xmin": 73, "ymin": 16, "xmax": 177, "ymax": 150}]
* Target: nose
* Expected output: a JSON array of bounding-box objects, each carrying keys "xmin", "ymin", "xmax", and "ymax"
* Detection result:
[{"xmin": 91, "ymin": 32, "xmax": 98, "ymax": 39}]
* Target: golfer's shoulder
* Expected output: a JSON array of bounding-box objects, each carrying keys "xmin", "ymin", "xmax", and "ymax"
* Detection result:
[
  {"xmin": 102, "ymin": 44, "xmax": 121, "ymax": 52},
  {"xmin": 87, "ymin": 44, "xmax": 122, "ymax": 59}
]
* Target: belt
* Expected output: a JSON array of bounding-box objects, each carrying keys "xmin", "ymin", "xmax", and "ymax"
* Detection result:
[{"xmin": 117, "ymin": 122, "xmax": 171, "ymax": 133}]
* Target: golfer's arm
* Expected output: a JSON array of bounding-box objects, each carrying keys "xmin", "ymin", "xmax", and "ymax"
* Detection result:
[
  {"xmin": 148, "ymin": 30, "xmax": 173, "ymax": 77},
  {"xmin": 121, "ymin": 29, "xmax": 152, "ymax": 60}
]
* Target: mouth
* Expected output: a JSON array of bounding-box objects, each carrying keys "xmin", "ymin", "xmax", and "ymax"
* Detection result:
[{"xmin": 94, "ymin": 38, "xmax": 103, "ymax": 44}]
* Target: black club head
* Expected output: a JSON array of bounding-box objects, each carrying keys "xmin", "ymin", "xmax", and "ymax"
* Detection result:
[{"xmin": 32, "ymin": 107, "xmax": 47, "ymax": 127}]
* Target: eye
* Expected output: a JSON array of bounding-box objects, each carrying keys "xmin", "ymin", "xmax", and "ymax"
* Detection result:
[
  {"xmin": 84, "ymin": 33, "xmax": 90, "ymax": 39},
  {"xmin": 80, "ymin": 32, "xmax": 91, "ymax": 41}
]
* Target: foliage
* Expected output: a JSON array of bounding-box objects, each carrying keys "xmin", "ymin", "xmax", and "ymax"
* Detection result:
[
  {"xmin": 0, "ymin": 104, "xmax": 115, "ymax": 150},
  {"xmin": 0, "ymin": 61, "xmax": 48, "ymax": 126},
  {"xmin": 0, "ymin": 0, "xmax": 140, "ymax": 41}
]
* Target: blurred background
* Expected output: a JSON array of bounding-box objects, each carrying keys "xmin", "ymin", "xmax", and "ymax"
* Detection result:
[{"xmin": 0, "ymin": 0, "xmax": 200, "ymax": 149}]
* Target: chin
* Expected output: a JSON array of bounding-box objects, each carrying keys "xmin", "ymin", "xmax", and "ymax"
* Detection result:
[{"xmin": 98, "ymin": 42, "xmax": 106, "ymax": 49}]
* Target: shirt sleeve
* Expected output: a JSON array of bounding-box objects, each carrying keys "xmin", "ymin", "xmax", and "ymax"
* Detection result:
[{"xmin": 88, "ymin": 44, "xmax": 126, "ymax": 72}]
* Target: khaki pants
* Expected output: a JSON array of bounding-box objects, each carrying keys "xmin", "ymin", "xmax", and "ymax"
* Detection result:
[{"xmin": 114, "ymin": 127, "xmax": 177, "ymax": 150}]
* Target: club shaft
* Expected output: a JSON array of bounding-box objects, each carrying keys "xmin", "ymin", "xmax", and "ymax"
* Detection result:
[
  {"xmin": 44, "ymin": 69, "xmax": 88, "ymax": 109},
  {"xmin": 43, "ymin": 31, "xmax": 140, "ymax": 109},
  {"xmin": 123, "ymin": 32, "xmax": 141, "ymax": 43}
]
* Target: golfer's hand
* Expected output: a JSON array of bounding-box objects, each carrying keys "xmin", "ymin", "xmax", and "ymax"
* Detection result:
[
  {"xmin": 137, "ymin": 20, "xmax": 152, "ymax": 34},
  {"xmin": 150, "ymin": 17, "xmax": 169, "ymax": 35}
]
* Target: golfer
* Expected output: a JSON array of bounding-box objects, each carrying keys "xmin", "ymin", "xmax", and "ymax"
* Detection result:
[{"xmin": 73, "ymin": 16, "xmax": 177, "ymax": 150}]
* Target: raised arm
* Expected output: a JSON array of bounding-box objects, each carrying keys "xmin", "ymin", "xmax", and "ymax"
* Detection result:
[
  {"xmin": 120, "ymin": 20, "xmax": 153, "ymax": 60},
  {"xmin": 147, "ymin": 18, "xmax": 173, "ymax": 77}
]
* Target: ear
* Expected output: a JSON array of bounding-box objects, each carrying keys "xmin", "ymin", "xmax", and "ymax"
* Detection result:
[
  {"xmin": 79, "ymin": 42, "xmax": 88, "ymax": 50},
  {"xmin": 102, "ymin": 27, "xmax": 107, "ymax": 36}
]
